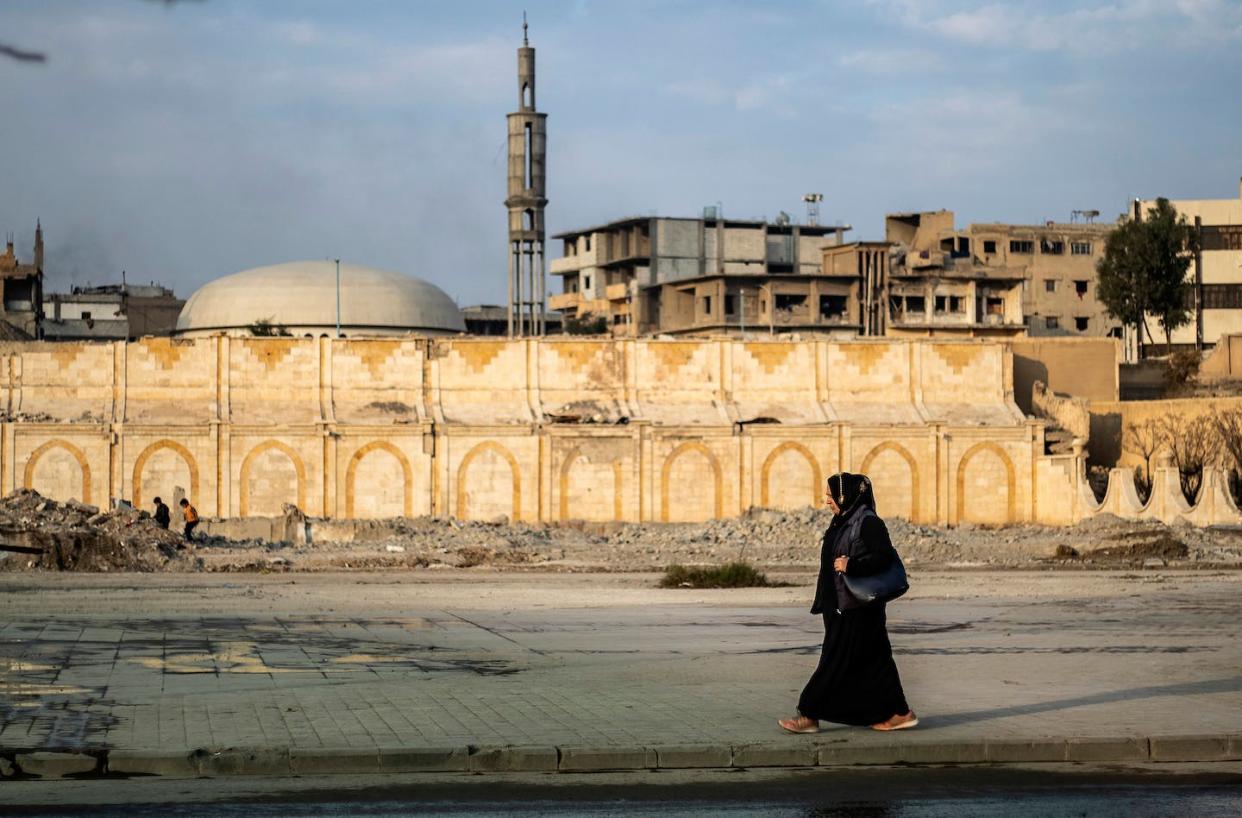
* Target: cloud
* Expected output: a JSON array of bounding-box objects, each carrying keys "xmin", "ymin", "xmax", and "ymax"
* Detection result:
[
  {"xmin": 876, "ymin": 0, "xmax": 1242, "ymax": 53},
  {"xmin": 836, "ymin": 48, "xmax": 945, "ymax": 75}
]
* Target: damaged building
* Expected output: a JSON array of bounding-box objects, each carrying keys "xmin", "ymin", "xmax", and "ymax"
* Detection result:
[
  {"xmin": 0, "ymin": 222, "xmax": 44, "ymax": 339},
  {"xmin": 548, "ymin": 214, "xmax": 850, "ymax": 336},
  {"xmin": 44, "ymin": 281, "xmax": 185, "ymax": 341},
  {"xmin": 823, "ymin": 210, "xmax": 1118, "ymax": 340}
]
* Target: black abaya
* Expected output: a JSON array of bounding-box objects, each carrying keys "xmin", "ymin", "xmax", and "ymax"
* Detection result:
[
  {"xmin": 798, "ymin": 473, "xmax": 910, "ymax": 725},
  {"xmin": 797, "ymin": 606, "xmax": 909, "ymax": 725}
]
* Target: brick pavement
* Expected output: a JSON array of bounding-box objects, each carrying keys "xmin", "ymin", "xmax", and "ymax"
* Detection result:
[{"xmin": 1, "ymin": 574, "xmax": 1241, "ymax": 776}]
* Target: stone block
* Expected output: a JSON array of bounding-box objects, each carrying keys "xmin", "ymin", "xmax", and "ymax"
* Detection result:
[
  {"xmin": 289, "ymin": 747, "xmax": 381, "ymax": 775},
  {"xmin": 14, "ymin": 751, "xmax": 97, "ymax": 778},
  {"xmin": 1148, "ymin": 735, "xmax": 1232, "ymax": 762},
  {"xmin": 731, "ymin": 743, "xmax": 816, "ymax": 768},
  {"xmin": 1065, "ymin": 737, "xmax": 1148, "ymax": 762},
  {"xmin": 466, "ymin": 746, "xmax": 559, "ymax": 772},
  {"xmin": 557, "ymin": 746, "xmax": 656, "ymax": 772},
  {"xmin": 107, "ymin": 749, "xmax": 198, "ymax": 778},
  {"xmin": 379, "ymin": 746, "xmax": 468, "ymax": 772},
  {"xmin": 653, "ymin": 744, "xmax": 732, "ymax": 769},
  {"xmin": 984, "ymin": 739, "xmax": 1067, "ymax": 763},
  {"xmin": 192, "ymin": 747, "xmax": 291, "ymax": 776}
]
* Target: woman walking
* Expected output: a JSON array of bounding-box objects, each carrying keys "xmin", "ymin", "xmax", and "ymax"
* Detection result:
[{"xmin": 779, "ymin": 472, "xmax": 917, "ymax": 733}]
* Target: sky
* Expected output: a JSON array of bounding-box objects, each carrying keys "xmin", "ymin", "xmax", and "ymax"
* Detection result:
[{"xmin": 2, "ymin": 0, "xmax": 1240, "ymax": 307}]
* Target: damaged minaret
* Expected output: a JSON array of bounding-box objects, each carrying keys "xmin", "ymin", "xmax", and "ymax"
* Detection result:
[{"xmin": 505, "ymin": 15, "xmax": 548, "ymax": 337}]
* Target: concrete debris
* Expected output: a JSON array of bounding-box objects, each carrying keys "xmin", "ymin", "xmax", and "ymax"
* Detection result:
[
  {"xmin": 2, "ymin": 489, "xmax": 1241, "ymax": 574},
  {"xmin": 0, "ymin": 489, "xmax": 191, "ymax": 573}
]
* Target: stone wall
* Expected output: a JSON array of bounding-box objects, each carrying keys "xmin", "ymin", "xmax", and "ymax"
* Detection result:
[{"xmin": 3, "ymin": 334, "xmax": 1220, "ymax": 527}]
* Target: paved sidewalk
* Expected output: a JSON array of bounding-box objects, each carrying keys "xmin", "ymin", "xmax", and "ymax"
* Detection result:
[{"xmin": 1, "ymin": 572, "xmax": 1241, "ymax": 777}]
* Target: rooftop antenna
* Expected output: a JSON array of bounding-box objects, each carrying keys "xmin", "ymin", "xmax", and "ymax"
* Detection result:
[
  {"xmin": 803, "ymin": 193, "xmax": 823, "ymax": 226},
  {"xmin": 523, "ymin": 10, "xmax": 528, "ymax": 46}
]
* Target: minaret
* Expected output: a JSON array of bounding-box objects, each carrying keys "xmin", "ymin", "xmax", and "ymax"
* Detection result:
[
  {"xmin": 33, "ymin": 219, "xmax": 43, "ymax": 269},
  {"xmin": 505, "ymin": 15, "xmax": 548, "ymax": 336}
]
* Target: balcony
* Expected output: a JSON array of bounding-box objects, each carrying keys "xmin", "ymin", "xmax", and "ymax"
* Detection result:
[
  {"xmin": 548, "ymin": 291, "xmax": 581, "ymax": 311},
  {"xmin": 605, "ymin": 283, "xmax": 630, "ymax": 301},
  {"xmin": 550, "ymin": 255, "xmax": 589, "ymax": 275}
]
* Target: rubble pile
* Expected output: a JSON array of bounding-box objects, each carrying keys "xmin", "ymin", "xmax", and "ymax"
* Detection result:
[
  {"xmin": 0, "ymin": 489, "xmax": 192, "ymax": 572},
  {"xmin": 3, "ymin": 488, "xmax": 1242, "ymax": 573}
]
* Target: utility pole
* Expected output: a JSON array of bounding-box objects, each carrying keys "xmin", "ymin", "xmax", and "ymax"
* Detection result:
[{"xmin": 335, "ymin": 258, "xmax": 341, "ymax": 338}]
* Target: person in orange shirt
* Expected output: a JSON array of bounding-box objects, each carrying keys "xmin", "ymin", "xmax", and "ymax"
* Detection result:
[{"xmin": 179, "ymin": 498, "xmax": 200, "ymax": 541}]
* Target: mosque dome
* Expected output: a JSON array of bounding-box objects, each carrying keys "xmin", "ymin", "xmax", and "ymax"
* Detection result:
[{"xmin": 174, "ymin": 260, "xmax": 466, "ymax": 337}]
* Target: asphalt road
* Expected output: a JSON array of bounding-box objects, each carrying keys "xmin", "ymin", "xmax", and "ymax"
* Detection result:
[{"xmin": 5, "ymin": 766, "xmax": 1242, "ymax": 817}]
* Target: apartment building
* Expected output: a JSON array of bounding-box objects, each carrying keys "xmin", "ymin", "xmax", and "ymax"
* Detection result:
[
  {"xmin": 821, "ymin": 210, "xmax": 1118, "ymax": 340},
  {"xmin": 548, "ymin": 215, "xmax": 848, "ymax": 335},
  {"xmin": 1139, "ymin": 177, "xmax": 1242, "ymax": 352},
  {"xmin": 968, "ymin": 220, "xmax": 1118, "ymax": 338}
]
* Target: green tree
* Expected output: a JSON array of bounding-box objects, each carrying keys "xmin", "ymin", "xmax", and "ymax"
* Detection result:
[
  {"xmin": 1096, "ymin": 198, "xmax": 1199, "ymax": 356},
  {"xmin": 248, "ymin": 318, "xmax": 291, "ymax": 337},
  {"xmin": 564, "ymin": 311, "xmax": 609, "ymax": 335}
]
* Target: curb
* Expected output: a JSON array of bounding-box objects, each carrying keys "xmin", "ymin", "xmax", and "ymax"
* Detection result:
[{"xmin": 1, "ymin": 735, "xmax": 1240, "ymax": 780}]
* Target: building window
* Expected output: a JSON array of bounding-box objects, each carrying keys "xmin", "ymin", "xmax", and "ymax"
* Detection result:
[
  {"xmin": 1074, "ymin": 280, "xmax": 1088, "ymax": 298},
  {"xmin": 1201, "ymin": 284, "xmax": 1242, "ymax": 309},
  {"xmin": 584, "ymin": 275, "xmax": 591, "ymax": 291},
  {"xmin": 584, "ymin": 236, "xmax": 591, "ymax": 252},
  {"xmin": 1010, "ymin": 240, "xmax": 1034, "ymax": 254},
  {"xmin": 983, "ymin": 240, "xmax": 997, "ymax": 254},
  {"xmin": 81, "ymin": 311, "xmax": 91, "ymax": 319},
  {"xmin": 703, "ymin": 295, "xmax": 712, "ymax": 315},
  {"xmin": 819, "ymin": 294, "xmax": 847, "ymax": 320},
  {"xmin": 934, "ymin": 295, "xmax": 948, "ymax": 313},
  {"xmin": 890, "ymin": 295, "xmax": 925, "ymax": 319},
  {"xmin": 725, "ymin": 294, "xmax": 736, "ymax": 315},
  {"xmin": 1075, "ymin": 316, "xmax": 1089, "ymax": 331},
  {"xmin": 1040, "ymin": 239, "xmax": 1065, "ymax": 255},
  {"xmin": 1045, "ymin": 316, "xmax": 1060, "ymax": 330},
  {"xmin": 1044, "ymin": 280, "xmax": 1057, "ymax": 293},
  {"xmin": 1071, "ymin": 241, "xmax": 1092, "ymax": 255},
  {"xmin": 986, "ymin": 298, "xmax": 1004, "ymax": 316},
  {"xmin": 775, "ymin": 294, "xmax": 807, "ymax": 312}
]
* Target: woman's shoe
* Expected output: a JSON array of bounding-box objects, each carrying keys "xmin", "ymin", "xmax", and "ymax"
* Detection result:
[
  {"xmin": 778, "ymin": 716, "xmax": 820, "ymax": 734},
  {"xmin": 871, "ymin": 711, "xmax": 918, "ymax": 731}
]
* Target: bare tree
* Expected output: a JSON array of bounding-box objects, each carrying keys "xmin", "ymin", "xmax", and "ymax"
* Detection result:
[
  {"xmin": 1210, "ymin": 406, "xmax": 1242, "ymax": 504},
  {"xmin": 1123, "ymin": 417, "xmax": 1165, "ymax": 502},
  {"xmin": 1159, "ymin": 412, "xmax": 1218, "ymax": 504}
]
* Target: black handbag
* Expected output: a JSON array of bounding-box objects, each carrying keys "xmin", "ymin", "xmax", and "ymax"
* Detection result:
[{"xmin": 842, "ymin": 551, "xmax": 909, "ymax": 605}]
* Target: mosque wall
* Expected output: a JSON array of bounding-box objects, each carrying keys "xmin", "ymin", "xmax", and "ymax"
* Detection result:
[{"xmin": 2, "ymin": 335, "xmax": 1233, "ymax": 527}]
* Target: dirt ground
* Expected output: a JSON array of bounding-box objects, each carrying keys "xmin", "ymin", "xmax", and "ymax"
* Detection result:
[{"xmin": 2, "ymin": 489, "xmax": 1242, "ymax": 574}]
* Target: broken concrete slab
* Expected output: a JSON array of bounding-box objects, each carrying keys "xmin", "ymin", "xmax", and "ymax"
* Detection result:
[
  {"xmin": 106, "ymin": 750, "xmax": 198, "ymax": 778},
  {"xmin": 14, "ymin": 752, "xmax": 96, "ymax": 779}
]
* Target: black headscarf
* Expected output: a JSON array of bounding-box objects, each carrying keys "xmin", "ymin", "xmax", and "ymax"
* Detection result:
[{"xmin": 826, "ymin": 472, "xmax": 875, "ymax": 526}]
